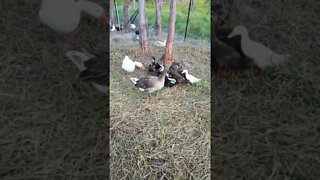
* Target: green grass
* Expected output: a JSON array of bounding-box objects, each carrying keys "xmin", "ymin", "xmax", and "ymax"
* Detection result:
[{"xmin": 114, "ymin": 0, "xmax": 210, "ymax": 39}]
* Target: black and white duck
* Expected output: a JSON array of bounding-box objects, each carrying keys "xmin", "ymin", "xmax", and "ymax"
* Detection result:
[
  {"xmin": 66, "ymin": 49, "xmax": 108, "ymax": 94},
  {"xmin": 148, "ymin": 57, "xmax": 177, "ymax": 87}
]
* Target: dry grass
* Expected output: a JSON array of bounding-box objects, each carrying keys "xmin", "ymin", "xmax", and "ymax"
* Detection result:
[
  {"xmin": 213, "ymin": 0, "xmax": 320, "ymax": 179},
  {"xmin": 1, "ymin": 0, "xmax": 108, "ymax": 179},
  {"xmin": 110, "ymin": 41, "xmax": 211, "ymax": 179}
]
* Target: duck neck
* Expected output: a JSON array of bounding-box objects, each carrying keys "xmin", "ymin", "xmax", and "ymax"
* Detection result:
[
  {"xmin": 239, "ymin": 30, "xmax": 250, "ymax": 46},
  {"xmin": 77, "ymin": 0, "xmax": 103, "ymax": 18},
  {"xmin": 158, "ymin": 64, "xmax": 171, "ymax": 81}
]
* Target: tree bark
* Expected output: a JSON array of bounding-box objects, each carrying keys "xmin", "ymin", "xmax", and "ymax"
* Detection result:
[
  {"xmin": 163, "ymin": 0, "xmax": 177, "ymax": 63},
  {"xmin": 110, "ymin": 0, "xmax": 115, "ymax": 26},
  {"xmin": 155, "ymin": 0, "xmax": 162, "ymax": 37},
  {"xmin": 123, "ymin": 0, "xmax": 130, "ymax": 31},
  {"xmin": 138, "ymin": 0, "xmax": 149, "ymax": 54}
]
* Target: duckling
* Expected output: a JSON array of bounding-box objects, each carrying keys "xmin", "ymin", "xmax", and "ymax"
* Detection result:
[
  {"xmin": 122, "ymin": 56, "xmax": 144, "ymax": 73},
  {"xmin": 181, "ymin": 70, "xmax": 201, "ymax": 84},
  {"xmin": 152, "ymin": 40, "xmax": 167, "ymax": 47},
  {"xmin": 39, "ymin": 0, "xmax": 107, "ymax": 33},
  {"xmin": 130, "ymin": 62, "xmax": 172, "ymax": 95},
  {"xmin": 228, "ymin": 25, "xmax": 290, "ymax": 69},
  {"xmin": 65, "ymin": 50, "xmax": 108, "ymax": 94}
]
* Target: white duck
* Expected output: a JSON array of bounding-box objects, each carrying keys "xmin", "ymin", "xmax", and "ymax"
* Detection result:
[
  {"xmin": 228, "ymin": 25, "xmax": 289, "ymax": 69},
  {"xmin": 130, "ymin": 24, "xmax": 136, "ymax": 29},
  {"xmin": 122, "ymin": 56, "xmax": 144, "ymax": 73},
  {"xmin": 152, "ymin": 40, "xmax": 167, "ymax": 47},
  {"xmin": 181, "ymin": 70, "xmax": 201, "ymax": 84},
  {"xmin": 39, "ymin": 0, "xmax": 107, "ymax": 33}
]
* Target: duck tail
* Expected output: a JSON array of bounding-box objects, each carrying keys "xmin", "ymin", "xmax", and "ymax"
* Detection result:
[
  {"xmin": 66, "ymin": 50, "xmax": 92, "ymax": 71},
  {"xmin": 272, "ymin": 53, "xmax": 290, "ymax": 65},
  {"xmin": 130, "ymin": 78, "xmax": 139, "ymax": 85}
]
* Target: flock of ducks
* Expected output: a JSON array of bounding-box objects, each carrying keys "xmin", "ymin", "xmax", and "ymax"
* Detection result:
[{"xmin": 123, "ymin": 56, "xmax": 201, "ymax": 96}]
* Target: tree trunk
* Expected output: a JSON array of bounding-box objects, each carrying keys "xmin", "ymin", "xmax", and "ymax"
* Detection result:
[
  {"xmin": 123, "ymin": 0, "xmax": 130, "ymax": 31},
  {"xmin": 138, "ymin": 0, "xmax": 149, "ymax": 54},
  {"xmin": 110, "ymin": 0, "xmax": 115, "ymax": 26},
  {"xmin": 163, "ymin": 0, "xmax": 177, "ymax": 63},
  {"xmin": 155, "ymin": 0, "xmax": 162, "ymax": 37}
]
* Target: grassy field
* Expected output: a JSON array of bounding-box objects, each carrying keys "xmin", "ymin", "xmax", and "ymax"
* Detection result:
[
  {"xmin": 114, "ymin": 0, "xmax": 210, "ymax": 39},
  {"xmin": 213, "ymin": 0, "xmax": 320, "ymax": 179},
  {"xmin": 1, "ymin": 0, "xmax": 108, "ymax": 178},
  {"xmin": 109, "ymin": 42, "xmax": 211, "ymax": 178}
]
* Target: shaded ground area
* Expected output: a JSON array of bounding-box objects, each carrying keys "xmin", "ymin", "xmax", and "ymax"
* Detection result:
[
  {"xmin": 213, "ymin": 0, "xmax": 320, "ymax": 179},
  {"xmin": 110, "ymin": 41, "xmax": 210, "ymax": 178},
  {"xmin": 0, "ymin": 0, "xmax": 108, "ymax": 178}
]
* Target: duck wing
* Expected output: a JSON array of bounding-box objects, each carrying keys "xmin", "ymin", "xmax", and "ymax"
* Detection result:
[
  {"xmin": 135, "ymin": 76, "xmax": 157, "ymax": 89},
  {"xmin": 79, "ymin": 57, "xmax": 108, "ymax": 86}
]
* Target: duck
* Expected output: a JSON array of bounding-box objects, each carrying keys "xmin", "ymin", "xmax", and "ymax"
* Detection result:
[
  {"xmin": 122, "ymin": 56, "xmax": 144, "ymax": 73},
  {"xmin": 130, "ymin": 62, "xmax": 172, "ymax": 95},
  {"xmin": 39, "ymin": 0, "xmax": 107, "ymax": 33},
  {"xmin": 152, "ymin": 40, "xmax": 167, "ymax": 47},
  {"xmin": 181, "ymin": 70, "xmax": 201, "ymax": 84},
  {"xmin": 148, "ymin": 57, "xmax": 164, "ymax": 73},
  {"xmin": 65, "ymin": 49, "xmax": 108, "ymax": 94},
  {"xmin": 213, "ymin": 23, "xmax": 254, "ymax": 75},
  {"xmin": 135, "ymin": 29, "xmax": 140, "ymax": 40},
  {"xmin": 110, "ymin": 24, "xmax": 116, "ymax": 31},
  {"xmin": 228, "ymin": 25, "xmax": 290, "ymax": 69},
  {"xmin": 167, "ymin": 63, "xmax": 188, "ymax": 84},
  {"xmin": 148, "ymin": 57, "xmax": 178, "ymax": 87},
  {"xmin": 116, "ymin": 23, "xmax": 123, "ymax": 31},
  {"xmin": 130, "ymin": 23, "xmax": 136, "ymax": 29}
]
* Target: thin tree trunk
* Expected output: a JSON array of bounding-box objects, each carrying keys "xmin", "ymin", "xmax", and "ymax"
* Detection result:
[
  {"xmin": 110, "ymin": 0, "xmax": 115, "ymax": 26},
  {"xmin": 123, "ymin": 0, "xmax": 130, "ymax": 31},
  {"xmin": 138, "ymin": 0, "xmax": 148, "ymax": 54},
  {"xmin": 163, "ymin": 0, "xmax": 177, "ymax": 63},
  {"xmin": 155, "ymin": 0, "xmax": 162, "ymax": 37}
]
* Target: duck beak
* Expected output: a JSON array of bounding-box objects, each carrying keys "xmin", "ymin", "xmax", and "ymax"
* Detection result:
[{"xmin": 100, "ymin": 10, "xmax": 107, "ymax": 23}]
